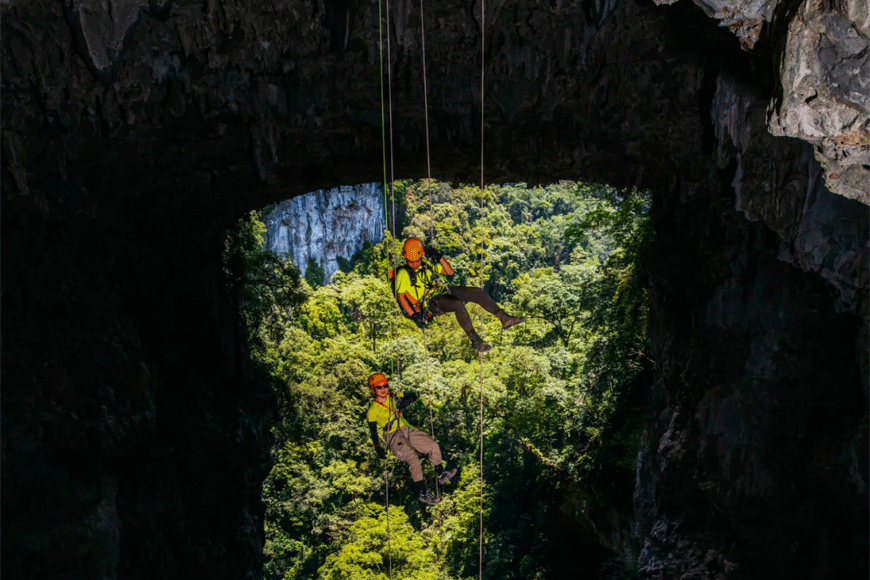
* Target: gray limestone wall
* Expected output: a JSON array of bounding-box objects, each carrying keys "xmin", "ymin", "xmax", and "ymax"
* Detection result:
[{"xmin": 263, "ymin": 183, "xmax": 385, "ymax": 284}]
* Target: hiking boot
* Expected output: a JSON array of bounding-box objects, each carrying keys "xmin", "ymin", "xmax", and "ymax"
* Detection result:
[
  {"xmin": 419, "ymin": 490, "xmax": 440, "ymax": 506},
  {"xmin": 496, "ymin": 310, "xmax": 526, "ymax": 330},
  {"xmin": 469, "ymin": 332, "xmax": 492, "ymax": 353},
  {"xmin": 437, "ymin": 468, "xmax": 457, "ymax": 484}
]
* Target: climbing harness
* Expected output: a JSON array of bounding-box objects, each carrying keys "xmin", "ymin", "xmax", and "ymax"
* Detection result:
[
  {"xmin": 374, "ymin": 396, "xmax": 406, "ymax": 434},
  {"xmin": 387, "ymin": 260, "xmax": 448, "ymax": 322}
]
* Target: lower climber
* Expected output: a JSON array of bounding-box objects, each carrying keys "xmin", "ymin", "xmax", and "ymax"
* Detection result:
[
  {"xmin": 392, "ymin": 237, "xmax": 525, "ymax": 352},
  {"xmin": 366, "ymin": 372, "xmax": 457, "ymax": 506}
]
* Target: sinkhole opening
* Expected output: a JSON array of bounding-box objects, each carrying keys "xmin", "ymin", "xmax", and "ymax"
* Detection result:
[{"xmin": 223, "ymin": 179, "xmax": 653, "ymax": 580}]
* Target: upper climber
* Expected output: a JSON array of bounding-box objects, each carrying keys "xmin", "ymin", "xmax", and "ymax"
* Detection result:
[{"xmin": 391, "ymin": 237, "xmax": 525, "ymax": 352}]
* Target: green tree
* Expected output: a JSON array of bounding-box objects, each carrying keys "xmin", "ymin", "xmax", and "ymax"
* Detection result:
[
  {"xmin": 318, "ymin": 503, "xmax": 441, "ymax": 580},
  {"xmin": 252, "ymin": 180, "xmax": 650, "ymax": 580},
  {"xmin": 223, "ymin": 210, "xmax": 306, "ymax": 354},
  {"xmin": 512, "ymin": 263, "xmax": 599, "ymax": 348},
  {"xmin": 339, "ymin": 273, "xmax": 396, "ymax": 352},
  {"xmin": 306, "ymin": 256, "xmax": 326, "ymax": 287}
]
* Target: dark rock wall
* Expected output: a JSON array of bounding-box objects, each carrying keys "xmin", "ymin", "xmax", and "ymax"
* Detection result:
[
  {"xmin": 2, "ymin": 0, "xmax": 867, "ymax": 579},
  {"xmin": 2, "ymin": 194, "xmax": 273, "ymax": 579},
  {"xmin": 640, "ymin": 161, "xmax": 868, "ymax": 579}
]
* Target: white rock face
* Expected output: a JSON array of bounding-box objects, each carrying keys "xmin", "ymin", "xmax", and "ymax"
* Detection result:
[
  {"xmin": 652, "ymin": 0, "xmax": 777, "ymax": 48},
  {"xmin": 768, "ymin": 0, "xmax": 870, "ymax": 205},
  {"xmin": 658, "ymin": 0, "xmax": 870, "ymax": 205},
  {"xmin": 264, "ymin": 183, "xmax": 386, "ymax": 284}
]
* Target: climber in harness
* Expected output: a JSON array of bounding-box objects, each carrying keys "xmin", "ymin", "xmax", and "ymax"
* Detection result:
[
  {"xmin": 390, "ymin": 237, "xmax": 526, "ymax": 352},
  {"xmin": 366, "ymin": 372, "xmax": 457, "ymax": 506}
]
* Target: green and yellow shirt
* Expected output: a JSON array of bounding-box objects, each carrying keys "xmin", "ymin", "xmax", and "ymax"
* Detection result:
[
  {"xmin": 366, "ymin": 393, "xmax": 418, "ymax": 433},
  {"xmin": 395, "ymin": 261, "xmax": 447, "ymax": 305}
]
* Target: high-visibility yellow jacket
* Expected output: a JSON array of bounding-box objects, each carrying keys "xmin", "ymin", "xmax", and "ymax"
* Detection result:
[
  {"xmin": 366, "ymin": 393, "xmax": 418, "ymax": 433},
  {"xmin": 394, "ymin": 261, "xmax": 447, "ymax": 316}
]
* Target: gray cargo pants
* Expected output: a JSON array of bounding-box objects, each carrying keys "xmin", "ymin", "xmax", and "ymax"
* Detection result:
[{"xmin": 385, "ymin": 425, "xmax": 442, "ymax": 482}]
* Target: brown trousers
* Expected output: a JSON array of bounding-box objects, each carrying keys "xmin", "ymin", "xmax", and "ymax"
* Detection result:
[
  {"xmin": 429, "ymin": 286, "xmax": 501, "ymax": 338},
  {"xmin": 385, "ymin": 425, "xmax": 442, "ymax": 482}
]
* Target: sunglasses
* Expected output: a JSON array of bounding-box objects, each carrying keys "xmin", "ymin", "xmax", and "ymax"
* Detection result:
[{"xmin": 374, "ymin": 385, "xmax": 389, "ymax": 390}]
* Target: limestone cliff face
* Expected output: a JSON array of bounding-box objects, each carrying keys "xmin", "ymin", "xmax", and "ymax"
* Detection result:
[
  {"xmin": 264, "ymin": 183, "xmax": 385, "ymax": 284},
  {"xmin": 2, "ymin": 0, "xmax": 867, "ymax": 579},
  {"xmin": 656, "ymin": 0, "xmax": 870, "ymax": 205}
]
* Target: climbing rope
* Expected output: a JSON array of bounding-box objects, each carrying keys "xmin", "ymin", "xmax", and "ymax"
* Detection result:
[
  {"xmin": 378, "ymin": 0, "xmax": 396, "ymax": 577},
  {"xmin": 383, "ymin": 453, "xmax": 393, "ymax": 580},
  {"xmin": 478, "ymin": 0, "xmax": 486, "ymax": 577},
  {"xmin": 420, "ymin": 0, "xmax": 435, "ymax": 244},
  {"xmin": 377, "ymin": 0, "xmax": 488, "ymax": 576},
  {"xmin": 416, "ymin": 3, "xmax": 449, "ymax": 576}
]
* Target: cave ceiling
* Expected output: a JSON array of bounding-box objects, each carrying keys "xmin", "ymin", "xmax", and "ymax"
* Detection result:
[
  {"xmin": 1, "ymin": 1, "xmax": 868, "ymax": 579},
  {"xmin": 2, "ymin": 0, "xmax": 867, "ymax": 212}
]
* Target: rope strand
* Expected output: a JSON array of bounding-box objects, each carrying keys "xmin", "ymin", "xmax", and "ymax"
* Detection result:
[
  {"xmin": 420, "ymin": 0, "xmax": 435, "ymax": 244},
  {"xmin": 384, "ymin": 0, "xmax": 402, "ymax": 391},
  {"xmin": 383, "ymin": 455, "xmax": 393, "ymax": 580},
  {"xmin": 386, "ymin": 0, "xmax": 396, "ymax": 239},
  {"xmin": 418, "ymin": 6, "xmax": 447, "ymax": 578},
  {"xmin": 379, "ymin": 3, "xmax": 396, "ymax": 578},
  {"xmin": 478, "ymin": 0, "xmax": 486, "ymax": 577}
]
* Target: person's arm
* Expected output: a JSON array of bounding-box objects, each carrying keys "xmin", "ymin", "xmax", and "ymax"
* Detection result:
[
  {"xmin": 397, "ymin": 292, "xmax": 420, "ymax": 317},
  {"xmin": 395, "ymin": 268, "xmax": 423, "ymax": 316},
  {"xmin": 369, "ymin": 421, "xmax": 387, "ymax": 458},
  {"xmin": 425, "ymin": 247, "xmax": 454, "ymax": 276}
]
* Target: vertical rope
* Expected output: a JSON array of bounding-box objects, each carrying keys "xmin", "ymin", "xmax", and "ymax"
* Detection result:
[
  {"xmin": 418, "ymin": 0, "xmax": 438, "ymax": 494},
  {"xmin": 379, "ymin": 3, "xmax": 395, "ymax": 579},
  {"xmin": 418, "ymin": 7, "xmax": 447, "ymax": 574},
  {"xmin": 386, "ymin": 0, "xmax": 396, "ymax": 240},
  {"xmin": 383, "ymin": 0, "xmax": 402, "ymax": 391},
  {"xmin": 421, "ymin": 326, "xmax": 446, "ymax": 580},
  {"xmin": 420, "ymin": 0, "xmax": 435, "ymax": 244},
  {"xmin": 383, "ymin": 456, "xmax": 393, "ymax": 580},
  {"xmin": 418, "ymin": 6, "xmax": 447, "ymax": 578},
  {"xmin": 379, "ymin": 0, "xmax": 389, "ymax": 237},
  {"xmin": 478, "ymin": 0, "xmax": 486, "ymax": 578}
]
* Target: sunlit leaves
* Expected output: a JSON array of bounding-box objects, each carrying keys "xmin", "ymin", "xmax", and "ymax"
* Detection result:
[
  {"xmin": 236, "ymin": 180, "xmax": 651, "ymax": 580},
  {"xmin": 339, "ymin": 273, "xmax": 395, "ymax": 351},
  {"xmin": 318, "ymin": 504, "xmax": 441, "ymax": 580}
]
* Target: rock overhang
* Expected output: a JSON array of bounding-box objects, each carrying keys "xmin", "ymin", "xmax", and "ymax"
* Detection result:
[{"xmin": 2, "ymin": 1, "xmax": 867, "ymax": 579}]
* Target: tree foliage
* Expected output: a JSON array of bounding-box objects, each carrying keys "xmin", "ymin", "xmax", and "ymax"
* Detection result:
[{"xmin": 225, "ymin": 182, "xmax": 651, "ymax": 580}]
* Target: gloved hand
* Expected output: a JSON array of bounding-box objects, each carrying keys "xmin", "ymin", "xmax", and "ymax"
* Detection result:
[
  {"xmin": 424, "ymin": 247, "xmax": 443, "ymax": 262},
  {"xmin": 396, "ymin": 393, "xmax": 418, "ymax": 411},
  {"xmin": 411, "ymin": 311, "xmax": 429, "ymax": 330},
  {"xmin": 375, "ymin": 445, "xmax": 387, "ymax": 460}
]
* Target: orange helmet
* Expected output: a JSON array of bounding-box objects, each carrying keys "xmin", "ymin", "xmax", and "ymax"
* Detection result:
[
  {"xmin": 368, "ymin": 373, "xmax": 389, "ymax": 394},
  {"xmin": 402, "ymin": 238, "xmax": 424, "ymax": 261}
]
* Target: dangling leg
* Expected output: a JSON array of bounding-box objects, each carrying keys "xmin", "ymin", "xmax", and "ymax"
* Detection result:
[
  {"xmin": 430, "ymin": 294, "xmax": 491, "ymax": 352},
  {"xmin": 388, "ymin": 427, "xmax": 439, "ymax": 505},
  {"xmin": 443, "ymin": 286, "xmax": 499, "ymax": 314},
  {"xmin": 438, "ymin": 286, "xmax": 526, "ymax": 330},
  {"xmin": 445, "ymin": 286, "xmax": 526, "ymax": 329},
  {"xmin": 406, "ymin": 428, "xmax": 442, "ymax": 467},
  {"xmin": 407, "ymin": 429, "xmax": 457, "ymax": 485}
]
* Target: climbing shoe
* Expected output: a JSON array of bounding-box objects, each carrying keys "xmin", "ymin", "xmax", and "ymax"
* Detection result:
[
  {"xmin": 497, "ymin": 310, "xmax": 526, "ymax": 330},
  {"xmin": 437, "ymin": 468, "xmax": 458, "ymax": 484},
  {"xmin": 419, "ymin": 490, "xmax": 440, "ymax": 506},
  {"xmin": 469, "ymin": 334, "xmax": 492, "ymax": 353}
]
